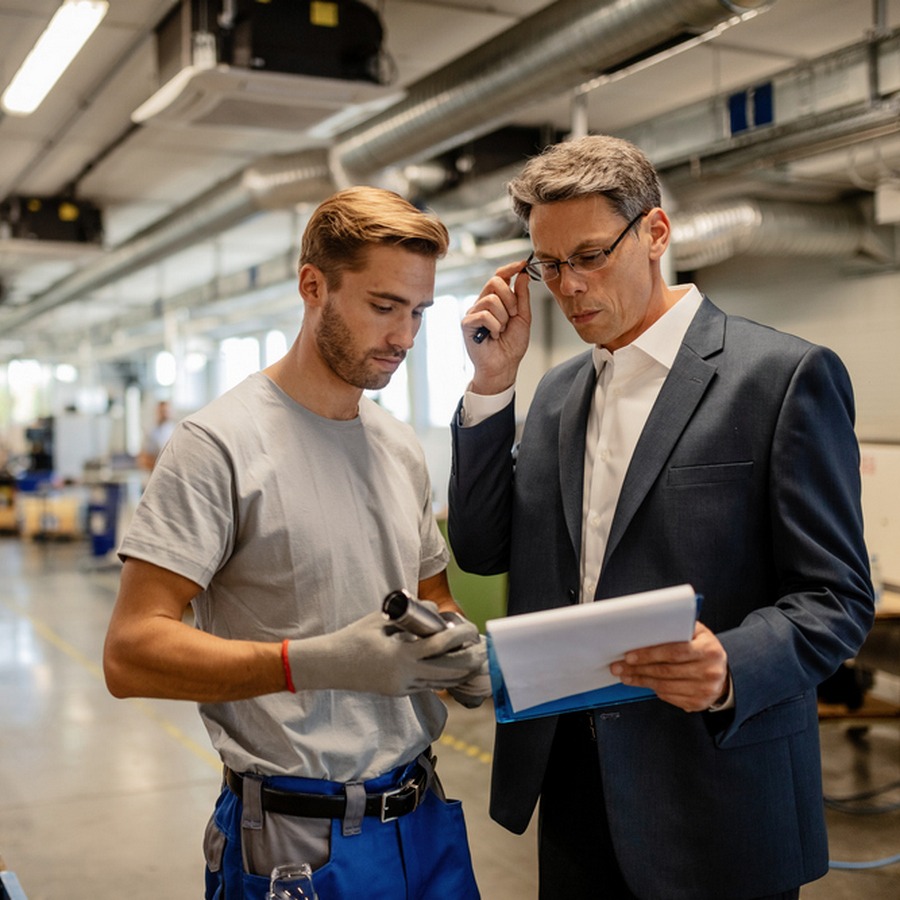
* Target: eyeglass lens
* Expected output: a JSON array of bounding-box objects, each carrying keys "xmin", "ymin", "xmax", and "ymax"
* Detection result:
[{"xmin": 525, "ymin": 212, "xmax": 645, "ymax": 282}]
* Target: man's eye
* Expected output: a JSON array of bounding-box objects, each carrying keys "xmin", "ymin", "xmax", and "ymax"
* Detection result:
[
  {"xmin": 373, "ymin": 304, "xmax": 393, "ymax": 313},
  {"xmin": 575, "ymin": 250, "xmax": 605, "ymax": 264}
]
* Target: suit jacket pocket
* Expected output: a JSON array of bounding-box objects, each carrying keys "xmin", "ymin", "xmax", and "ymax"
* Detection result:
[
  {"xmin": 668, "ymin": 461, "xmax": 753, "ymax": 487},
  {"xmin": 716, "ymin": 693, "xmax": 809, "ymax": 749}
]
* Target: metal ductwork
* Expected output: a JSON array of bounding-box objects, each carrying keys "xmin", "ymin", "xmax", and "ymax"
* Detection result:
[
  {"xmin": 670, "ymin": 200, "xmax": 871, "ymax": 270},
  {"xmin": 331, "ymin": 0, "xmax": 775, "ymax": 178},
  {"xmin": 3, "ymin": 0, "xmax": 773, "ymax": 331}
]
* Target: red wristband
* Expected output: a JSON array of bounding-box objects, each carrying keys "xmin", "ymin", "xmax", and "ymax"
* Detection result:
[{"xmin": 281, "ymin": 639, "xmax": 296, "ymax": 693}]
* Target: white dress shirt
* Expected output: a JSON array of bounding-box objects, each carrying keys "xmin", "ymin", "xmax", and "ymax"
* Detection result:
[{"xmin": 579, "ymin": 286, "xmax": 702, "ymax": 601}]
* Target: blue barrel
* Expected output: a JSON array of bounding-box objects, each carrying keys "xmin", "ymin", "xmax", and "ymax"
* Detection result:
[{"xmin": 87, "ymin": 482, "xmax": 121, "ymax": 556}]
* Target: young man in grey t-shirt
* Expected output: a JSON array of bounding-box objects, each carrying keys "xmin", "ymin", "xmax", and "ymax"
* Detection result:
[{"xmin": 104, "ymin": 186, "xmax": 488, "ymax": 899}]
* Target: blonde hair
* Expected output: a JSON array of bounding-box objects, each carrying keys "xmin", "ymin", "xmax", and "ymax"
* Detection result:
[
  {"xmin": 300, "ymin": 186, "xmax": 449, "ymax": 286},
  {"xmin": 508, "ymin": 135, "xmax": 661, "ymax": 228}
]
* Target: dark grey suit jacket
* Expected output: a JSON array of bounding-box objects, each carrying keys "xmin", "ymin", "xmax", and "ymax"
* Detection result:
[{"xmin": 448, "ymin": 297, "xmax": 874, "ymax": 898}]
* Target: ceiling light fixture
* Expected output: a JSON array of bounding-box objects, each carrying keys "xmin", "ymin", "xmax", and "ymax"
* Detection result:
[{"xmin": 1, "ymin": 1, "xmax": 109, "ymax": 116}]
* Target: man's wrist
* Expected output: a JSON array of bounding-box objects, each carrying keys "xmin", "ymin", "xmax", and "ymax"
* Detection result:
[
  {"xmin": 281, "ymin": 639, "xmax": 297, "ymax": 693},
  {"xmin": 470, "ymin": 375, "xmax": 516, "ymax": 396},
  {"xmin": 707, "ymin": 670, "xmax": 734, "ymax": 712},
  {"xmin": 460, "ymin": 385, "xmax": 515, "ymax": 427}
]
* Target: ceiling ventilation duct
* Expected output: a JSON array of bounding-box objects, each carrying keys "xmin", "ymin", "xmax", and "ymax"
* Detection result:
[
  {"xmin": 333, "ymin": 0, "xmax": 777, "ymax": 178},
  {"xmin": 670, "ymin": 199, "xmax": 870, "ymax": 270},
  {"xmin": 132, "ymin": 0, "xmax": 402, "ymax": 134}
]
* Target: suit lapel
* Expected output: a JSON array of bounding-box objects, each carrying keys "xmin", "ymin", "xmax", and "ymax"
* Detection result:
[
  {"xmin": 559, "ymin": 356, "xmax": 597, "ymax": 558},
  {"xmin": 603, "ymin": 297, "xmax": 725, "ymax": 568}
]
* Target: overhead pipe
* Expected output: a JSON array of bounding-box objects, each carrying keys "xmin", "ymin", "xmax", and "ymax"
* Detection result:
[
  {"xmin": 670, "ymin": 199, "xmax": 871, "ymax": 270},
  {"xmin": 2, "ymin": 0, "xmax": 775, "ymax": 330},
  {"xmin": 331, "ymin": 0, "xmax": 776, "ymax": 180},
  {"xmin": 424, "ymin": 158, "xmax": 881, "ymax": 271},
  {"xmin": 247, "ymin": 0, "xmax": 777, "ymax": 203},
  {"xmin": 662, "ymin": 102, "xmax": 900, "ymax": 191}
]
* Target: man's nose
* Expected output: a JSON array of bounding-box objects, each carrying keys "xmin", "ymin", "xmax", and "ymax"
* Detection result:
[
  {"xmin": 556, "ymin": 263, "xmax": 588, "ymax": 294},
  {"xmin": 389, "ymin": 317, "xmax": 419, "ymax": 350}
]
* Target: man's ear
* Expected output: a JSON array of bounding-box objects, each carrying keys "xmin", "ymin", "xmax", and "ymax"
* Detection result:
[
  {"xmin": 298, "ymin": 263, "xmax": 327, "ymax": 307},
  {"xmin": 645, "ymin": 207, "xmax": 671, "ymax": 261}
]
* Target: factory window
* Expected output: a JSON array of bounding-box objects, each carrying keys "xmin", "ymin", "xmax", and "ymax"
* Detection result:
[
  {"xmin": 175, "ymin": 349, "xmax": 209, "ymax": 411},
  {"xmin": 7, "ymin": 359, "xmax": 49, "ymax": 424},
  {"xmin": 264, "ymin": 329, "xmax": 288, "ymax": 366},
  {"xmin": 426, "ymin": 294, "xmax": 475, "ymax": 427},
  {"xmin": 154, "ymin": 351, "xmax": 177, "ymax": 387},
  {"xmin": 55, "ymin": 364, "xmax": 78, "ymax": 384},
  {"xmin": 219, "ymin": 337, "xmax": 261, "ymax": 393}
]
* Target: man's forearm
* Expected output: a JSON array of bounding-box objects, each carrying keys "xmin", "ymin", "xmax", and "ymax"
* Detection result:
[{"xmin": 104, "ymin": 615, "xmax": 285, "ymax": 702}]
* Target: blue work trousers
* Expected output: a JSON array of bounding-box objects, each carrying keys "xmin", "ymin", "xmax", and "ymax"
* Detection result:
[{"xmin": 204, "ymin": 759, "xmax": 481, "ymax": 899}]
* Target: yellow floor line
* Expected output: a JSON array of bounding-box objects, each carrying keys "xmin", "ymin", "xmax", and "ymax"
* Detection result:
[
  {"xmin": 2, "ymin": 597, "xmax": 221, "ymax": 772},
  {"xmin": 438, "ymin": 732, "xmax": 493, "ymax": 765},
  {"xmin": 129, "ymin": 697, "xmax": 221, "ymax": 771}
]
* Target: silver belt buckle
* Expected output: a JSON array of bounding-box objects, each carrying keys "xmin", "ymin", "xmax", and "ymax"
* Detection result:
[{"xmin": 380, "ymin": 777, "xmax": 421, "ymax": 823}]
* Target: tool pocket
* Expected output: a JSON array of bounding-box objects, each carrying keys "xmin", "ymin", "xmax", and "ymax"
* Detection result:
[
  {"xmin": 203, "ymin": 812, "xmax": 227, "ymax": 898},
  {"xmin": 241, "ymin": 811, "xmax": 331, "ymax": 879}
]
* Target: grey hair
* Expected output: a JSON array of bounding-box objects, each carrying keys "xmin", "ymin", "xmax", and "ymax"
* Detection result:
[{"xmin": 507, "ymin": 135, "xmax": 661, "ymax": 228}]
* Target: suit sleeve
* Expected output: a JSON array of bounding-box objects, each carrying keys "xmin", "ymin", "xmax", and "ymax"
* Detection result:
[
  {"xmin": 448, "ymin": 397, "xmax": 517, "ymax": 576},
  {"xmin": 716, "ymin": 344, "xmax": 875, "ymax": 743}
]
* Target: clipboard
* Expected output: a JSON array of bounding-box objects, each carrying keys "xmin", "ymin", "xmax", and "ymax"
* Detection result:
[{"xmin": 486, "ymin": 584, "xmax": 702, "ymax": 723}]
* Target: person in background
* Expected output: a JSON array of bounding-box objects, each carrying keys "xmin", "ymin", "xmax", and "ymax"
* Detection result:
[
  {"xmin": 448, "ymin": 135, "xmax": 875, "ymax": 899},
  {"xmin": 104, "ymin": 186, "xmax": 488, "ymax": 900},
  {"xmin": 137, "ymin": 399, "xmax": 175, "ymax": 470}
]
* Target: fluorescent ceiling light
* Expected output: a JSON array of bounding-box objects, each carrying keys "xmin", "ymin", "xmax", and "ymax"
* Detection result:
[{"xmin": 1, "ymin": 1, "xmax": 109, "ymax": 116}]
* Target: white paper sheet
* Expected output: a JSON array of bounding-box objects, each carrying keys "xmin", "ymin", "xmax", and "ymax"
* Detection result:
[{"xmin": 485, "ymin": 584, "xmax": 698, "ymax": 713}]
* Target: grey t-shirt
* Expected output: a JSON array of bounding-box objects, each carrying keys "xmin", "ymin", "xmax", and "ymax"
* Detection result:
[{"xmin": 118, "ymin": 372, "xmax": 450, "ymax": 781}]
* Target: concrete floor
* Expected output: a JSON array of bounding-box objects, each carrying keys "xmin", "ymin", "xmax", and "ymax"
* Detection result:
[{"xmin": 1, "ymin": 537, "xmax": 898, "ymax": 899}]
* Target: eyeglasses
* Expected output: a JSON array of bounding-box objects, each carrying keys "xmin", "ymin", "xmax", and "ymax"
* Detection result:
[{"xmin": 523, "ymin": 211, "xmax": 647, "ymax": 283}]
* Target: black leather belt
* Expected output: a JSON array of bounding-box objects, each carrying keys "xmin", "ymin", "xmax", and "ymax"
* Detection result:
[{"xmin": 224, "ymin": 764, "xmax": 430, "ymax": 823}]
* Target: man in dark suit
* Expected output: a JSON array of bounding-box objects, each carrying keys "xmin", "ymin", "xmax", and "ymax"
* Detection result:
[{"xmin": 447, "ymin": 135, "xmax": 874, "ymax": 899}]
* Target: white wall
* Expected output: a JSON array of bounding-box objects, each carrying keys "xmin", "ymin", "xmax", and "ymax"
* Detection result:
[
  {"xmin": 698, "ymin": 256, "xmax": 900, "ymax": 583},
  {"xmin": 696, "ymin": 256, "xmax": 900, "ymax": 443},
  {"xmin": 859, "ymin": 442, "xmax": 900, "ymax": 588}
]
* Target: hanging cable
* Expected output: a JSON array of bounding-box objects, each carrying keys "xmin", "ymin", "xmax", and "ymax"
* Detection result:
[
  {"xmin": 824, "ymin": 777, "xmax": 900, "ymax": 815},
  {"xmin": 825, "ymin": 776, "xmax": 900, "ymax": 869},
  {"xmin": 830, "ymin": 852, "xmax": 900, "ymax": 870}
]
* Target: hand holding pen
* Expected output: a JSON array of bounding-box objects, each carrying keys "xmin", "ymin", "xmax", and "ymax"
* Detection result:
[
  {"xmin": 464, "ymin": 259, "xmax": 530, "ymax": 344},
  {"xmin": 462, "ymin": 259, "xmax": 533, "ymax": 395}
]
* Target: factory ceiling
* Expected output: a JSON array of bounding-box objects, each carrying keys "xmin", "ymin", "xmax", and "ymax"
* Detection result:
[{"xmin": 0, "ymin": 0, "xmax": 898, "ymax": 366}]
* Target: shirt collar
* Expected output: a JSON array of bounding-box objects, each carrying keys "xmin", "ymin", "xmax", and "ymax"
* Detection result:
[{"xmin": 592, "ymin": 284, "xmax": 703, "ymax": 375}]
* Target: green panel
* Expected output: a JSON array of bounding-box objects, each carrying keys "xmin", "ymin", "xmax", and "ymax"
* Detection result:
[{"xmin": 437, "ymin": 517, "xmax": 507, "ymax": 633}]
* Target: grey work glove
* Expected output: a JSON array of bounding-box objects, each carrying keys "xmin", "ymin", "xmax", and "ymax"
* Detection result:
[
  {"xmin": 287, "ymin": 610, "xmax": 485, "ymax": 696},
  {"xmin": 446, "ymin": 641, "xmax": 492, "ymax": 708},
  {"xmin": 438, "ymin": 610, "xmax": 492, "ymax": 709}
]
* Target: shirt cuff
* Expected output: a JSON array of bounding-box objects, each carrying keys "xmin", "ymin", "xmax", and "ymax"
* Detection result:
[
  {"xmin": 707, "ymin": 670, "xmax": 734, "ymax": 712},
  {"xmin": 460, "ymin": 386, "xmax": 515, "ymax": 427}
]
